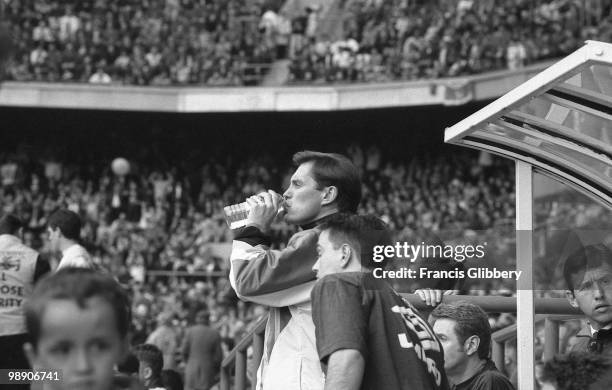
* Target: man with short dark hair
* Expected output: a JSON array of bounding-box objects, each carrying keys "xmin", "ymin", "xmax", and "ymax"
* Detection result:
[
  {"xmin": 0, "ymin": 214, "xmax": 50, "ymax": 381},
  {"xmin": 182, "ymin": 311, "xmax": 222, "ymax": 390},
  {"xmin": 430, "ymin": 302, "xmax": 515, "ymax": 390},
  {"xmin": 229, "ymin": 151, "xmax": 362, "ymax": 390},
  {"xmin": 134, "ymin": 344, "xmax": 166, "ymax": 390},
  {"xmin": 311, "ymin": 213, "xmax": 449, "ymax": 390},
  {"xmin": 47, "ymin": 209, "xmax": 94, "ymax": 270},
  {"xmin": 564, "ymin": 244, "xmax": 612, "ymax": 356}
]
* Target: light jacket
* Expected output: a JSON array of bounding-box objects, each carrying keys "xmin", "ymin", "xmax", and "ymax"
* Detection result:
[{"xmin": 229, "ymin": 225, "xmax": 324, "ymax": 390}]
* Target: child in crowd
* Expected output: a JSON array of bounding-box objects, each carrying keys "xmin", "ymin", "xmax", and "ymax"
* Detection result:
[{"xmin": 23, "ymin": 267, "xmax": 132, "ymax": 390}]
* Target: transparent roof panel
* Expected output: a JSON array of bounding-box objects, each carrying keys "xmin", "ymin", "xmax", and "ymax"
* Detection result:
[
  {"xmin": 445, "ymin": 41, "xmax": 612, "ymax": 206},
  {"xmin": 562, "ymin": 64, "xmax": 612, "ymax": 96},
  {"xmin": 474, "ymin": 124, "xmax": 612, "ymax": 187},
  {"xmin": 515, "ymin": 96, "xmax": 612, "ymax": 152}
]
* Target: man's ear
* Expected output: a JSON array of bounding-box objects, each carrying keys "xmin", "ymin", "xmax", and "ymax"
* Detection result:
[
  {"xmin": 464, "ymin": 335, "xmax": 480, "ymax": 356},
  {"xmin": 321, "ymin": 186, "xmax": 338, "ymax": 206},
  {"xmin": 143, "ymin": 366, "xmax": 153, "ymax": 380},
  {"xmin": 23, "ymin": 342, "xmax": 37, "ymax": 368},
  {"xmin": 340, "ymin": 244, "xmax": 352, "ymax": 268},
  {"xmin": 566, "ymin": 290, "xmax": 579, "ymax": 308}
]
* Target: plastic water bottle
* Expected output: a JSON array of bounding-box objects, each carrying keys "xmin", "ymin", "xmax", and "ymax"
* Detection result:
[{"xmin": 223, "ymin": 193, "xmax": 285, "ymax": 230}]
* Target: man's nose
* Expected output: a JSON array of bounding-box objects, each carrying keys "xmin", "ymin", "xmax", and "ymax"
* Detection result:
[
  {"xmin": 593, "ymin": 282, "xmax": 606, "ymax": 299},
  {"xmin": 282, "ymin": 189, "xmax": 291, "ymax": 199},
  {"xmin": 312, "ymin": 260, "xmax": 319, "ymax": 273}
]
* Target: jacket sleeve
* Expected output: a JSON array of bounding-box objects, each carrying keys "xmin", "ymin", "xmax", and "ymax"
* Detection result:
[{"xmin": 229, "ymin": 227, "xmax": 318, "ymax": 307}]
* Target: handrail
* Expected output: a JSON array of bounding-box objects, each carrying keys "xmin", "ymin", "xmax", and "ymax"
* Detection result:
[
  {"xmin": 490, "ymin": 314, "xmax": 584, "ymax": 371},
  {"xmin": 399, "ymin": 294, "xmax": 581, "ymax": 315},
  {"xmin": 220, "ymin": 315, "xmax": 267, "ymax": 390},
  {"xmin": 220, "ymin": 294, "xmax": 582, "ymax": 390},
  {"xmin": 145, "ymin": 270, "xmax": 226, "ymax": 277}
]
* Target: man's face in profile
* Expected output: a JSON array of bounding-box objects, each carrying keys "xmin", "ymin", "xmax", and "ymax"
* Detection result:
[
  {"xmin": 283, "ymin": 162, "xmax": 325, "ymax": 225},
  {"xmin": 47, "ymin": 226, "xmax": 61, "ymax": 252},
  {"xmin": 432, "ymin": 318, "xmax": 469, "ymax": 375},
  {"xmin": 313, "ymin": 230, "xmax": 344, "ymax": 279},
  {"xmin": 566, "ymin": 262, "xmax": 612, "ymax": 330}
]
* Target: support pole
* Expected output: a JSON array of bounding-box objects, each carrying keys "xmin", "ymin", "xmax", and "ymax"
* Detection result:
[{"xmin": 516, "ymin": 161, "xmax": 535, "ymax": 390}]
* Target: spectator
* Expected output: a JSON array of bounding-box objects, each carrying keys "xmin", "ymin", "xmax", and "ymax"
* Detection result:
[
  {"xmin": 146, "ymin": 312, "xmax": 178, "ymax": 370},
  {"xmin": 430, "ymin": 302, "xmax": 515, "ymax": 389},
  {"xmin": 506, "ymin": 36, "xmax": 527, "ymax": 70},
  {"xmin": 0, "ymin": 214, "xmax": 50, "ymax": 382},
  {"xmin": 47, "ymin": 209, "xmax": 94, "ymax": 270},
  {"xmin": 564, "ymin": 244, "xmax": 612, "ymax": 356},
  {"xmin": 89, "ymin": 65, "xmax": 112, "ymax": 84},
  {"xmin": 182, "ymin": 310, "xmax": 222, "ymax": 390},
  {"xmin": 58, "ymin": 6, "xmax": 80, "ymax": 42},
  {"xmin": 23, "ymin": 268, "xmax": 132, "ymax": 390},
  {"xmin": 134, "ymin": 344, "xmax": 167, "ymax": 390}
]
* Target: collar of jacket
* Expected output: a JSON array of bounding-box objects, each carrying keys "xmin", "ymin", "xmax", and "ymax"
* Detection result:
[{"xmin": 300, "ymin": 212, "xmax": 341, "ymax": 230}]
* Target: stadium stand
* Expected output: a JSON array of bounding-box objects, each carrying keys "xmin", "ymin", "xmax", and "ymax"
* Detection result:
[
  {"xmin": 2, "ymin": 0, "xmax": 278, "ymax": 85},
  {"xmin": 289, "ymin": 0, "xmax": 612, "ymax": 83},
  {"xmin": 2, "ymin": 1, "xmax": 611, "ymax": 86}
]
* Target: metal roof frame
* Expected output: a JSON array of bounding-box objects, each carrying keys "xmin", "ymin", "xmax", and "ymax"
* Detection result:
[
  {"xmin": 445, "ymin": 41, "xmax": 612, "ymax": 207},
  {"xmin": 444, "ymin": 41, "xmax": 612, "ymax": 390}
]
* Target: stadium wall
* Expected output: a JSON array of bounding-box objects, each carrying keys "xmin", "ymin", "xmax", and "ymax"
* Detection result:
[{"xmin": 0, "ymin": 61, "xmax": 554, "ymax": 112}]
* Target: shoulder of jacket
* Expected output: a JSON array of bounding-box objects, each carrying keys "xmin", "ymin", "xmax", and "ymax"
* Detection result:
[{"xmin": 292, "ymin": 228, "xmax": 319, "ymax": 240}]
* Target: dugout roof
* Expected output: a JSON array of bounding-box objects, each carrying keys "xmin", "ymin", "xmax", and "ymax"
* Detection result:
[{"xmin": 445, "ymin": 41, "xmax": 612, "ymax": 206}]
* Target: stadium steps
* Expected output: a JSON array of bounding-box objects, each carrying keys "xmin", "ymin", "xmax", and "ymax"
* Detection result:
[
  {"xmin": 261, "ymin": 59, "xmax": 291, "ymax": 86},
  {"xmin": 316, "ymin": 0, "xmax": 348, "ymax": 41},
  {"xmin": 269, "ymin": 0, "xmax": 345, "ymax": 85},
  {"xmin": 281, "ymin": 0, "xmax": 342, "ymax": 40},
  {"xmin": 281, "ymin": 0, "xmax": 330, "ymax": 17}
]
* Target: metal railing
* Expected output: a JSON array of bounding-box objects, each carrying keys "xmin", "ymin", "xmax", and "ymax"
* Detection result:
[
  {"xmin": 220, "ymin": 316, "xmax": 267, "ymax": 390},
  {"xmin": 490, "ymin": 314, "xmax": 582, "ymax": 373},
  {"xmin": 219, "ymin": 294, "xmax": 581, "ymax": 390}
]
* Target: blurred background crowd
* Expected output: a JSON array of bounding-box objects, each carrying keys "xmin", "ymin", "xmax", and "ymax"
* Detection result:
[{"xmin": 0, "ymin": 133, "xmax": 610, "ymax": 383}]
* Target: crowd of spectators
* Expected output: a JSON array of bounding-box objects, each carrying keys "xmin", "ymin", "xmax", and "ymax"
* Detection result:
[
  {"xmin": 2, "ymin": 0, "xmax": 277, "ymax": 86},
  {"xmin": 3, "ymin": 0, "xmax": 611, "ymax": 86},
  {"xmin": 1, "ymin": 140, "xmax": 608, "ymax": 379},
  {"xmin": 289, "ymin": 0, "xmax": 612, "ymax": 83},
  {"xmin": 0, "ymin": 141, "xmax": 516, "ymax": 344}
]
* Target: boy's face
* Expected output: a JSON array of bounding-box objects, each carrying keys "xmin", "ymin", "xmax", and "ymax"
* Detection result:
[
  {"xmin": 25, "ymin": 297, "xmax": 127, "ymax": 390},
  {"xmin": 566, "ymin": 263, "xmax": 612, "ymax": 330}
]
